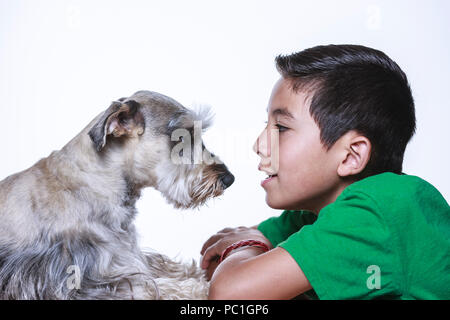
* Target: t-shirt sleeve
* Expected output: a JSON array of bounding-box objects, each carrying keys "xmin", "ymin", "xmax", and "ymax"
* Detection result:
[
  {"xmin": 257, "ymin": 210, "xmax": 317, "ymax": 247},
  {"xmin": 278, "ymin": 191, "xmax": 401, "ymax": 300}
]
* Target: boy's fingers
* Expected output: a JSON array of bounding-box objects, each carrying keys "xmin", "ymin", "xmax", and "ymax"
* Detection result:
[
  {"xmin": 201, "ymin": 243, "xmax": 221, "ymax": 269},
  {"xmin": 200, "ymin": 254, "xmax": 210, "ymax": 270},
  {"xmin": 200, "ymin": 227, "xmax": 236, "ymax": 254},
  {"xmin": 201, "ymin": 249, "xmax": 213, "ymax": 269},
  {"xmin": 200, "ymin": 234, "xmax": 222, "ymax": 255},
  {"xmin": 205, "ymin": 257, "xmax": 220, "ymax": 281}
]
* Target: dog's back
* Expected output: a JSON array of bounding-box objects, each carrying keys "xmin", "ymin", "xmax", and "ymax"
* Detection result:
[
  {"xmin": 0, "ymin": 161, "xmax": 46, "ymax": 246},
  {"xmin": 0, "ymin": 150, "xmax": 152, "ymax": 299},
  {"xmin": 0, "ymin": 157, "xmax": 72, "ymax": 299}
]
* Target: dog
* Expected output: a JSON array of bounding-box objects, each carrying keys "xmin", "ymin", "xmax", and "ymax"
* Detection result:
[{"xmin": 0, "ymin": 90, "xmax": 234, "ymax": 299}]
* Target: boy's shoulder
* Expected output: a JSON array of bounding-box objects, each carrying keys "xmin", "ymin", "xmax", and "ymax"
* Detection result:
[
  {"xmin": 330, "ymin": 172, "xmax": 450, "ymax": 224},
  {"xmin": 341, "ymin": 172, "xmax": 445, "ymax": 204},
  {"xmin": 286, "ymin": 172, "xmax": 449, "ymax": 300}
]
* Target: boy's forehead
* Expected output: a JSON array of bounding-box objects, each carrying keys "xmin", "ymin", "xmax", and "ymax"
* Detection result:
[
  {"xmin": 266, "ymin": 106, "xmax": 296, "ymax": 119},
  {"xmin": 266, "ymin": 78, "xmax": 312, "ymax": 119}
]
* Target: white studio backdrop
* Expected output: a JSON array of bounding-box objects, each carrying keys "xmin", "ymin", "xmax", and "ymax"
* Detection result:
[{"xmin": 1, "ymin": 0, "xmax": 449, "ymax": 262}]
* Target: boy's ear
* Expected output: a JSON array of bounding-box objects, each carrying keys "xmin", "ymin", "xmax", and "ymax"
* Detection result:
[
  {"xmin": 88, "ymin": 99, "xmax": 145, "ymax": 152},
  {"xmin": 337, "ymin": 134, "xmax": 371, "ymax": 177}
]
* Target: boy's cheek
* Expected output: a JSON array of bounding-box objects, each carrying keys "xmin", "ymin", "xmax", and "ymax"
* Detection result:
[{"xmin": 264, "ymin": 172, "xmax": 314, "ymax": 209}]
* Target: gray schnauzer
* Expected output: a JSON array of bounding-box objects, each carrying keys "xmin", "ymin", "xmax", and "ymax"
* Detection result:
[{"xmin": 0, "ymin": 90, "xmax": 234, "ymax": 299}]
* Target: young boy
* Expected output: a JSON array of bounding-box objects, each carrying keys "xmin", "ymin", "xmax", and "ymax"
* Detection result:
[{"xmin": 200, "ymin": 44, "xmax": 450, "ymax": 300}]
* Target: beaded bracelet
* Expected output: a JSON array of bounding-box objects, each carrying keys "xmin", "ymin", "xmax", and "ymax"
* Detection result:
[{"xmin": 218, "ymin": 239, "xmax": 270, "ymax": 263}]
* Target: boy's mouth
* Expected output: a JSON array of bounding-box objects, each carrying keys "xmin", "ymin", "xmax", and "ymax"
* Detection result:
[{"xmin": 261, "ymin": 174, "xmax": 278, "ymax": 187}]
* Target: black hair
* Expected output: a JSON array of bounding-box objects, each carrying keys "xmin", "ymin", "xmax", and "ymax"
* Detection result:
[{"xmin": 275, "ymin": 44, "xmax": 416, "ymax": 178}]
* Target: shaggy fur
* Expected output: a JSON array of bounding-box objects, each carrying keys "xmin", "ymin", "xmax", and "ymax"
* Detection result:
[{"xmin": 0, "ymin": 90, "xmax": 234, "ymax": 299}]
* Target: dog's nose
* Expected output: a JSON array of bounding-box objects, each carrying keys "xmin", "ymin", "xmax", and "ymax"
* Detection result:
[{"xmin": 220, "ymin": 173, "xmax": 235, "ymax": 189}]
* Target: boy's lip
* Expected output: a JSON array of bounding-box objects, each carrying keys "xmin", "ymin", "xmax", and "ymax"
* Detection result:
[
  {"xmin": 258, "ymin": 164, "xmax": 277, "ymax": 176},
  {"xmin": 258, "ymin": 163, "xmax": 278, "ymax": 187},
  {"xmin": 261, "ymin": 174, "xmax": 278, "ymax": 187}
]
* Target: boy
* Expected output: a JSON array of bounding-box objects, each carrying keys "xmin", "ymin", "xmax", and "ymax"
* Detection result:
[{"xmin": 200, "ymin": 44, "xmax": 450, "ymax": 300}]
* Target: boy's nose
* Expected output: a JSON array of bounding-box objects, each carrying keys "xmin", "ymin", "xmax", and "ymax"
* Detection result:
[
  {"xmin": 253, "ymin": 128, "xmax": 271, "ymax": 158},
  {"xmin": 253, "ymin": 127, "xmax": 279, "ymax": 172}
]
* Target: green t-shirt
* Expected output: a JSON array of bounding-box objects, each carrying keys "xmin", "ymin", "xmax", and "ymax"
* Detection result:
[{"xmin": 258, "ymin": 172, "xmax": 450, "ymax": 300}]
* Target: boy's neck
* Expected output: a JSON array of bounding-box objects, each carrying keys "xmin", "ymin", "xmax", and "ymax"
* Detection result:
[{"xmin": 305, "ymin": 180, "xmax": 354, "ymax": 215}]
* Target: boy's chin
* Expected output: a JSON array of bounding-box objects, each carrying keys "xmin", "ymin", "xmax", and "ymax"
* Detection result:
[
  {"xmin": 265, "ymin": 194, "xmax": 310, "ymax": 211},
  {"xmin": 265, "ymin": 194, "xmax": 293, "ymax": 210}
]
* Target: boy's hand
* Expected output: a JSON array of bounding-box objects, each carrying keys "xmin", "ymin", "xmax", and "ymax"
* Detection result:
[{"xmin": 200, "ymin": 226, "xmax": 273, "ymax": 277}]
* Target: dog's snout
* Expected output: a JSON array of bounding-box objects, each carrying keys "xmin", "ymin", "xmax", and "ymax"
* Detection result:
[{"xmin": 220, "ymin": 172, "xmax": 235, "ymax": 189}]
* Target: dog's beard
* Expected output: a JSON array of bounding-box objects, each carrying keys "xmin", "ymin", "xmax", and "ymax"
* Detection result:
[
  {"xmin": 189, "ymin": 168, "xmax": 225, "ymax": 208},
  {"xmin": 155, "ymin": 163, "xmax": 224, "ymax": 209}
]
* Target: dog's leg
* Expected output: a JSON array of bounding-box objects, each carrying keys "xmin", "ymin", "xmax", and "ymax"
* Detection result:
[{"xmin": 142, "ymin": 250, "xmax": 209, "ymax": 299}]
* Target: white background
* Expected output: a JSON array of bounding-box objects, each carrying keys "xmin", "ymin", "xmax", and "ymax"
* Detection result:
[{"xmin": 1, "ymin": 0, "xmax": 449, "ymax": 262}]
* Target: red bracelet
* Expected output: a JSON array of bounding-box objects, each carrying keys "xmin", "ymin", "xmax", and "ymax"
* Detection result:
[{"xmin": 219, "ymin": 240, "xmax": 270, "ymax": 263}]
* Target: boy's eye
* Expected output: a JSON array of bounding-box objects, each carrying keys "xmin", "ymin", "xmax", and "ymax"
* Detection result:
[{"xmin": 275, "ymin": 124, "xmax": 289, "ymax": 132}]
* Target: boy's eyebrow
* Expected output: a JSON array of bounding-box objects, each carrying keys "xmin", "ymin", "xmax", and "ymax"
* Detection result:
[{"xmin": 267, "ymin": 107, "xmax": 295, "ymax": 119}]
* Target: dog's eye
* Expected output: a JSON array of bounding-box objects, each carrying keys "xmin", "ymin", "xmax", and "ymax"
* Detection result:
[
  {"xmin": 179, "ymin": 149, "xmax": 183, "ymax": 157},
  {"xmin": 119, "ymin": 116, "xmax": 127, "ymax": 125}
]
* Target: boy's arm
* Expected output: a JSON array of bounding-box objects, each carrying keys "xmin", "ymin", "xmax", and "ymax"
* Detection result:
[
  {"xmin": 201, "ymin": 225, "xmax": 273, "ymax": 279},
  {"xmin": 208, "ymin": 246, "xmax": 312, "ymax": 300},
  {"xmin": 201, "ymin": 211, "xmax": 314, "ymax": 283}
]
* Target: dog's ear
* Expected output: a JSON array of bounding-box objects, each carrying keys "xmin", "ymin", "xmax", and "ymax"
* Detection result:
[{"xmin": 88, "ymin": 100, "xmax": 145, "ymax": 151}]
